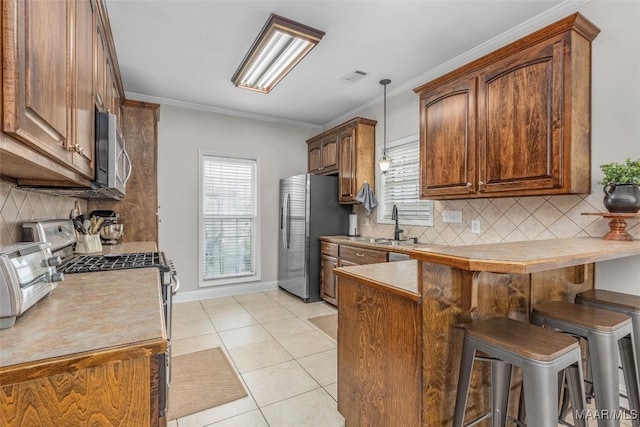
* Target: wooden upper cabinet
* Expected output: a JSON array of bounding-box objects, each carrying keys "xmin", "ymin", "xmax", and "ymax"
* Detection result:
[
  {"xmin": 71, "ymin": 0, "xmax": 96, "ymax": 177},
  {"xmin": 1, "ymin": 0, "xmax": 124, "ymax": 186},
  {"xmin": 2, "ymin": 0, "xmax": 73, "ymax": 167},
  {"xmin": 308, "ymin": 140, "xmax": 322, "ymax": 173},
  {"xmin": 415, "ymin": 13, "xmax": 600, "ymax": 200},
  {"xmin": 95, "ymin": 17, "xmax": 107, "ymax": 111},
  {"xmin": 338, "ymin": 127, "xmax": 356, "ymax": 202},
  {"xmin": 420, "ymin": 76, "xmax": 477, "ymax": 198},
  {"xmin": 307, "ymin": 134, "xmax": 337, "ymax": 174},
  {"xmin": 320, "ymin": 136, "xmax": 338, "ymax": 172},
  {"xmin": 306, "ymin": 117, "xmax": 376, "ymax": 204},
  {"xmin": 478, "ymin": 38, "xmax": 563, "ymax": 194}
]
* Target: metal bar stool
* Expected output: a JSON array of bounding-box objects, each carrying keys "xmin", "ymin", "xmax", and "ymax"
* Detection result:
[
  {"xmin": 532, "ymin": 301, "xmax": 639, "ymax": 427},
  {"xmin": 453, "ymin": 317, "xmax": 586, "ymax": 427},
  {"xmin": 575, "ymin": 289, "xmax": 640, "ymax": 425}
]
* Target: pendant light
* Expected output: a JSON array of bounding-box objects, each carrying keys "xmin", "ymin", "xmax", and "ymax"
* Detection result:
[{"xmin": 378, "ymin": 79, "xmax": 391, "ymax": 174}]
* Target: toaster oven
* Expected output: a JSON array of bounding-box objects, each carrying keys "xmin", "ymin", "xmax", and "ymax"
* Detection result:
[{"xmin": 0, "ymin": 242, "xmax": 64, "ymax": 329}]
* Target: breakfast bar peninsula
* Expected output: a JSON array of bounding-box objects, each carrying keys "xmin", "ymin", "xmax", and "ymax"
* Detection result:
[{"xmin": 333, "ymin": 237, "xmax": 640, "ymax": 427}]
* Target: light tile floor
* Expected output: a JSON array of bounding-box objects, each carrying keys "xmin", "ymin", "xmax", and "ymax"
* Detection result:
[
  {"xmin": 168, "ymin": 289, "xmax": 343, "ymax": 427},
  {"xmin": 169, "ymin": 289, "xmax": 636, "ymax": 427}
]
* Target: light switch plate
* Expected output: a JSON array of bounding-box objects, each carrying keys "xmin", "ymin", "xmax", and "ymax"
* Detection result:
[
  {"xmin": 471, "ymin": 219, "xmax": 481, "ymax": 234},
  {"xmin": 442, "ymin": 210, "xmax": 463, "ymax": 223}
]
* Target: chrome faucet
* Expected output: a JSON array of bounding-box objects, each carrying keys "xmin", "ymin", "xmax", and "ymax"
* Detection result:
[{"xmin": 391, "ymin": 204, "xmax": 403, "ymax": 241}]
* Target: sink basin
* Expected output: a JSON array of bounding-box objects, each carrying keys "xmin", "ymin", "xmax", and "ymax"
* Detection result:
[{"xmin": 370, "ymin": 239, "xmax": 414, "ymax": 246}]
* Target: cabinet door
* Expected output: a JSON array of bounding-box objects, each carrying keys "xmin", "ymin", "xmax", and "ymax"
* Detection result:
[
  {"xmin": 419, "ymin": 76, "xmax": 477, "ymax": 198},
  {"xmin": 320, "ymin": 136, "xmax": 338, "ymax": 173},
  {"xmin": 477, "ymin": 38, "xmax": 564, "ymax": 194},
  {"xmin": 338, "ymin": 127, "xmax": 356, "ymax": 203},
  {"xmin": 71, "ymin": 0, "xmax": 95, "ymax": 178},
  {"xmin": 321, "ymin": 255, "xmax": 338, "ymax": 305},
  {"xmin": 2, "ymin": 0, "xmax": 72, "ymax": 165},
  {"xmin": 95, "ymin": 18, "xmax": 107, "ymax": 110},
  {"xmin": 308, "ymin": 141, "xmax": 322, "ymax": 173}
]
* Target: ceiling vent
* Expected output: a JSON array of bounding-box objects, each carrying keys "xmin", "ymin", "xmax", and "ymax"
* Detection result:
[{"xmin": 341, "ymin": 69, "xmax": 369, "ymax": 84}]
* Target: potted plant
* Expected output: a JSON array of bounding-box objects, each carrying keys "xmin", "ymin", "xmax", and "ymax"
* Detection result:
[{"xmin": 600, "ymin": 158, "xmax": 640, "ymax": 213}]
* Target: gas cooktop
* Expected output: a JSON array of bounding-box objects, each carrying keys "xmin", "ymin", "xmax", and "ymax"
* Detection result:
[{"xmin": 59, "ymin": 252, "xmax": 168, "ymax": 274}]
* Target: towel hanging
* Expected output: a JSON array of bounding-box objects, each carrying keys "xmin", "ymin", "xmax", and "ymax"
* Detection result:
[{"xmin": 355, "ymin": 182, "xmax": 378, "ymax": 216}]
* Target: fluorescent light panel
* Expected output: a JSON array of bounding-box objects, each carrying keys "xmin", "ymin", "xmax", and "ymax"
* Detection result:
[{"xmin": 232, "ymin": 14, "xmax": 325, "ymax": 93}]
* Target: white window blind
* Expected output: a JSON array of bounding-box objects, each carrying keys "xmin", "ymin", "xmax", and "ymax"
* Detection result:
[
  {"xmin": 378, "ymin": 136, "xmax": 433, "ymax": 226},
  {"xmin": 200, "ymin": 154, "xmax": 258, "ymax": 283}
]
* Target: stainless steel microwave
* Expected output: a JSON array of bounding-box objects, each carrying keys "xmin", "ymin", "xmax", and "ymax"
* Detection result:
[
  {"xmin": 94, "ymin": 110, "xmax": 131, "ymax": 199},
  {"xmin": 18, "ymin": 111, "xmax": 131, "ymax": 200}
]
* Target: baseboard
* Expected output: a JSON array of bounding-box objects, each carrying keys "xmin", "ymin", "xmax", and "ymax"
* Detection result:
[{"xmin": 173, "ymin": 280, "xmax": 279, "ymax": 303}]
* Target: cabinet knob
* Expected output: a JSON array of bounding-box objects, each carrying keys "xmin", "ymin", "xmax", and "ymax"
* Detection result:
[
  {"xmin": 466, "ymin": 182, "xmax": 472, "ymax": 187},
  {"xmin": 478, "ymin": 181, "xmax": 484, "ymax": 186}
]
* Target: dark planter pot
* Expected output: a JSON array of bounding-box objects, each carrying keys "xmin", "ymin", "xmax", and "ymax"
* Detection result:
[{"xmin": 603, "ymin": 184, "xmax": 640, "ymax": 213}]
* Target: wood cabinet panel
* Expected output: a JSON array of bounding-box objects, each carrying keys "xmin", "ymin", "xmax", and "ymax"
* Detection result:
[
  {"xmin": 71, "ymin": 0, "xmax": 96, "ymax": 176},
  {"xmin": 420, "ymin": 77, "xmax": 476, "ymax": 198},
  {"xmin": 321, "ymin": 254, "xmax": 338, "ymax": 305},
  {"xmin": 306, "ymin": 117, "xmax": 376, "ymax": 203},
  {"xmin": 321, "ymin": 241, "xmax": 338, "ymax": 258},
  {"xmin": 338, "ymin": 276, "xmax": 421, "ymax": 426},
  {"xmin": 308, "ymin": 140, "xmax": 322, "ymax": 173},
  {"xmin": 0, "ymin": 356, "xmax": 155, "ymax": 427},
  {"xmin": 2, "ymin": 0, "xmax": 72, "ymax": 165},
  {"xmin": 320, "ymin": 136, "xmax": 338, "ymax": 172},
  {"xmin": 478, "ymin": 38, "xmax": 563, "ymax": 194},
  {"xmin": 414, "ymin": 13, "xmax": 599, "ymax": 200},
  {"xmin": 340, "ymin": 245, "xmax": 388, "ymax": 265},
  {"xmin": 338, "ymin": 127, "xmax": 356, "ymax": 201}
]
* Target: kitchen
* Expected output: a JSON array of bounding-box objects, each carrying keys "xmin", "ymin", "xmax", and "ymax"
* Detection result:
[{"xmin": 1, "ymin": 0, "xmax": 640, "ymax": 426}]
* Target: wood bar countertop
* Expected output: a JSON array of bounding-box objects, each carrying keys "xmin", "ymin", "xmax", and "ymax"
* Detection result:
[
  {"xmin": 409, "ymin": 237, "xmax": 640, "ymax": 274},
  {"xmin": 0, "ymin": 242, "xmax": 165, "ymax": 376},
  {"xmin": 334, "ymin": 260, "xmax": 420, "ymax": 302}
]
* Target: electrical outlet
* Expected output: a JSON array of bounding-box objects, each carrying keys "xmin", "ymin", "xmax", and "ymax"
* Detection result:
[
  {"xmin": 471, "ymin": 219, "xmax": 481, "ymax": 234},
  {"xmin": 442, "ymin": 210, "xmax": 462, "ymax": 224}
]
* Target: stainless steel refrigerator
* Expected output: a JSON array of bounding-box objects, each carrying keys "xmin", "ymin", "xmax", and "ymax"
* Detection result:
[{"xmin": 278, "ymin": 174, "xmax": 350, "ymax": 302}]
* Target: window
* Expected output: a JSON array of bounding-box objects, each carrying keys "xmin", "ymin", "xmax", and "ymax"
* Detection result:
[
  {"xmin": 377, "ymin": 135, "xmax": 433, "ymax": 226},
  {"xmin": 199, "ymin": 152, "xmax": 259, "ymax": 286}
]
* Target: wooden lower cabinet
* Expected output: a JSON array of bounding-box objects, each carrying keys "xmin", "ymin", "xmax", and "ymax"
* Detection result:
[
  {"xmin": 320, "ymin": 242, "xmax": 389, "ymax": 306},
  {"xmin": 336, "ymin": 262, "xmax": 593, "ymax": 426},
  {"xmin": 320, "ymin": 254, "xmax": 338, "ymax": 305},
  {"xmin": 0, "ymin": 348, "xmax": 165, "ymax": 426}
]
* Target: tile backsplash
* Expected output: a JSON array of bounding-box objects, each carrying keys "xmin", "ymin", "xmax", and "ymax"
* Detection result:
[
  {"xmin": 0, "ymin": 180, "xmax": 87, "ymax": 247},
  {"xmin": 356, "ymin": 192, "xmax": 637, "ymax": 246}
]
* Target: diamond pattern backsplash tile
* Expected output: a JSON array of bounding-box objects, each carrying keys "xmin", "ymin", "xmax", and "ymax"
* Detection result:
[
  {"xmin": 0, "ymin": 180, "xmax": 87, "ymax": 247},
  {"xmin": 356, "ymin": 191, "xmax": 628, "ymax": 246}
]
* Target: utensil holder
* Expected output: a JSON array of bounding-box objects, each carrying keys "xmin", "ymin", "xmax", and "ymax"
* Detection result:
[{"xmin": 75, "ymin": 234, "xmax": 102, "ymax": 253}]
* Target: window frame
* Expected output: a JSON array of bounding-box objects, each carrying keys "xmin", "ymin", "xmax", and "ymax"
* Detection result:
[
  {"xmin": 376, "ymin": 134, "xmax": 433, "ymax": 227},
  {"xmin": 198, "ymin": 150, "xmax": 261, "ymax": 287}
]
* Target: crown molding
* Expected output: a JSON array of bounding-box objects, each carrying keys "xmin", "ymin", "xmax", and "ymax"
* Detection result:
[
  {"xmin": 124, "ymin": 92, "xmax": 324, "ymax": 130},
  {"xmin": 323, "ymin": 0, "xmax": 590, "ymax": 130}
]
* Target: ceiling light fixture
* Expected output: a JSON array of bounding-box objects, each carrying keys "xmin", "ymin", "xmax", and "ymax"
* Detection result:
[
  {"xmin": 231, "ymin": 14, "xmax": 325, "ymax": 94},
  {"xmin": 379, "ymin": 79, "xmax": 392, "ymax": 174}
]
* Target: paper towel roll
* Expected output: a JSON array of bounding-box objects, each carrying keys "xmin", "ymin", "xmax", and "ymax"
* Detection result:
[{"xmin": 348, "ymin": 213, "xmax": 358, "ymax": 236}]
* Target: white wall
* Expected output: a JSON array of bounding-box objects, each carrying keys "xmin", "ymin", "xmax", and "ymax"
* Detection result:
[
  {"xmin": 580, "ymin": 0, "xmax": 640, "ymax": 293},
  {"xmin": 157, "ymin": 105, "xmax": 315, "ymax": 297}
]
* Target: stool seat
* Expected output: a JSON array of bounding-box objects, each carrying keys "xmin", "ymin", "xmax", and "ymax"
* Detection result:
[
  {"xmin": 533, "ymin": 300, "xmax": 631, "ymax": 332},
  {"xmin": 532, "ymin": 301, "xmax": 639, "ymax": 427},
  {"xmin": 577, "ymin": 289, "xmax": 640, "ymax": 313},
  {"xmin": 454, "ymin": 317, "xmax": 586, "ymax": 427},
  {"xmin": 465, "ymin": 317, "xmax": 579, "ymax": 361}
]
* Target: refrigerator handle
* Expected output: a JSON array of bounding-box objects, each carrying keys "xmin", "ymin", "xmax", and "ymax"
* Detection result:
[
  {"xmin": 282, "ymin": 193, "xmax": 289, "ymax": 249},
  {"xmin": 286, "ymin": 193, "xmax": 291, "ymax": 249}
]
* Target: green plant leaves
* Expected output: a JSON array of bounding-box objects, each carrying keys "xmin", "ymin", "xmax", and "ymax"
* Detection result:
[{"xmin": 600, "ymin": 158, "xmax": 640, "ymax": 185}]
